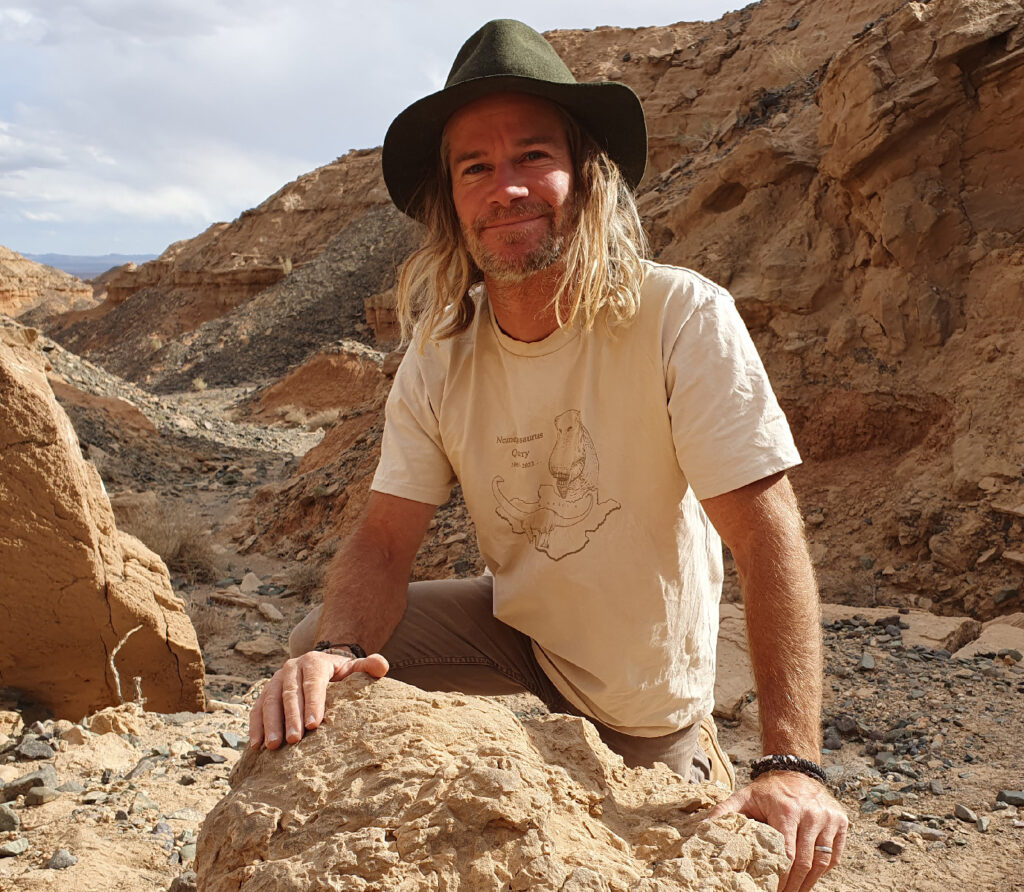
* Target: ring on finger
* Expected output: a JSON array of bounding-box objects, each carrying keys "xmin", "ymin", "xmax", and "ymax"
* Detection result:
[{"xmin": 814, "ymin": 845, "xmax": 833, "ymax": 854}]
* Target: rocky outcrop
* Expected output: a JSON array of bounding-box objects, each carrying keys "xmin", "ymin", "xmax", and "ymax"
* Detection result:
[
  {"xmin": 197, "ymin": 676, "xmax": 786, "ymax": 891},
  {"xmin": 0, "ymin": 246, "xmax": 93, "ymax": 318},
  {"xmin": 0, "ymin": 318, "xmax": 205, "ymax": 719},
  {"xmin": 45, "ymin": 151, "xmax": 400, "ymax": 380}
]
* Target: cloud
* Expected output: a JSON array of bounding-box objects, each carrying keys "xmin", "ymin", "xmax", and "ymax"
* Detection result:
[{"xmin": 1, "ymin": 0, "xmax": 740, "ymax": 254}]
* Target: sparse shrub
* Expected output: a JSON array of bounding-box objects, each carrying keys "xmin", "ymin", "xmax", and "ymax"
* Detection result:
[
  {"xmin": 192, "ymin": 376, "xmax": 208, "ymax": 391},
  {"xmin": 288, "ymin": 560, "xmax": 325, "ymax": 602},
  {"xmin": 184, "ymin": 596, "xmax": 238, "ymax": 650},
  {"xmin": 305, "ymin": 408, "xmax": 342, "ymax": 431},
  {"xmin": 118, "ymin": 503, "xmax": 219, "ymax": 584}
]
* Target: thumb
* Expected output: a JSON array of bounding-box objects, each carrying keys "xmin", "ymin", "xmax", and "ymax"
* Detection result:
[{"xmin": 331, "ymin": 652, "xmax": 390, "ymax": 681}]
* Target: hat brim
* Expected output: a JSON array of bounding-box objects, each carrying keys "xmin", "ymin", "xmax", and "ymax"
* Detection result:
[{"xmin": 382, "ymin": 75, "xmax": 647, "ymax": 220}]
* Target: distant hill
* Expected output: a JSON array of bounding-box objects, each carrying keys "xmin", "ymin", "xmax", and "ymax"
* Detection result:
[{"xmin": 23, "ymin": 253, "xmax": 158, "ymax": 280}]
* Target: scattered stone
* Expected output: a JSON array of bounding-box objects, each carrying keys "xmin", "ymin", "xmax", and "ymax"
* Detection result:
[
  {"xmin": 45, "ymin": 848, "xmax": 77, "ymax": 869},
  {"xmin": 194, "ymin": 751, "xmax": 227, "ymax": 767},
  {"xmin": 131, "ymin": 791, "xmax": 160, "ymax": 813},
  {"xmin": 2, "ymin": 764, "xmax": 58, "ymax": 801},
  {"xmin": 233, "ymin": 634, "xmax": 285, "ymax": 660},
  {"xmin": 169, "ymin": 870, "xmax": 198, "ymax": 892},
  {"xmin": 976, "ymin": 816, "xmax": 990, "ymax": 832},
  {"xmin": 257, "ymin": 601, "xmax": 284, "ymax": 622},
  {"xmin": 81, "ymin": 791, "xmax": 107, "ymax": 804},
  {"xmin": 218, "ymin": 731, "xmax": 243, "ymax": 750},
  {"xmin": 954, "ymin": 803, "xmax": 978, "ymax": 823},
  {"xmin": 60, "ymin": 725, "xmax": 93, "ymax": 746},
  {"xmin": 996, "ymin": 790, "xmax": 1024, "ymax": 807},
  {"xmin": 0, "ymin": 803, "xmax": 20, "ymax": 831},
  {"xmin": 878, "ymin": 838, "xmax": 905, "ymax": 855},
  {"xmin": 25, "ymin": 786, "xmax": 60, "ymax": 806},
  {"xmin": 859, "ymin": 653, "xmax": 876, "ymax": 671},
  {"xmin": 14, "ymin": 736, "xmax": 55, "ymax": 761},
  {"xmin": 239, "ymin": 572, "xmax": 262, "ymax": 594},
  {"xmin": 0, "ymin": 838, "xmax": 29, "ymax": 858},
  {"xmin": 180, "ymin": 842, "xmax": 197, "ymax": 861}
]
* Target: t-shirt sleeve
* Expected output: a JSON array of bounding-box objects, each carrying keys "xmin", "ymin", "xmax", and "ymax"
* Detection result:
[
  {"xmin": 663, "ymin": 278, "xmax": 801, "ymax": 500},
  {"xmin": 370, "ymin": 346, "xmax": 457, "ymax": 506}
]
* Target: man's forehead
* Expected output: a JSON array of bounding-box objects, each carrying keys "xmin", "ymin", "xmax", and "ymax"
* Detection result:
[{"xmin": 442, "ymin": 92, "xmax": 570, "ymax": 157}]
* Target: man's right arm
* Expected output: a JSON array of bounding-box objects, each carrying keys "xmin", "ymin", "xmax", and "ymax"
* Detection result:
[{"xmin": 247, "ymin": 491, "xmax": 436, "ymax": 750}]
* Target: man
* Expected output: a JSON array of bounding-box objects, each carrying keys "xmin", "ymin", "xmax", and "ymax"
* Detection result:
[{"xmin": 250, "ymin": 19, "xmax": 848, "ymax": 892}]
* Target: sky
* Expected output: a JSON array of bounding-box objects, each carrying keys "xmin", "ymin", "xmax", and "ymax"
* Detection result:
[{"xmin": 1, "ymin": 1, "xmax": 741, "ymax": 256}]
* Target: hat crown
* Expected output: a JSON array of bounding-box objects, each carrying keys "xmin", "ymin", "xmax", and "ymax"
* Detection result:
[{"xmin": 446, "ymin": 19, "xmax": 576, "ymax": 89}]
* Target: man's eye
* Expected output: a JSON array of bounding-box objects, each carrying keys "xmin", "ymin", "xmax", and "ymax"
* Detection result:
[
  {"xmin": 522, "ymin": 151, "xmax": 547, "ymax": 162},
  {"xmin": 462, "ymin": 163, "xmax": 486, "ymax": 176}
]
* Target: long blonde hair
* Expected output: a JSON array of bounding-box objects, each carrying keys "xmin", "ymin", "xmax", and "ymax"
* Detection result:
[{"xmin": 395, "ymin": 111, "xmax": 647, "ymax": 345}]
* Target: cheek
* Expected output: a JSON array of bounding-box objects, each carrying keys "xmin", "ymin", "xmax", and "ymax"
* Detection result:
[{"xmin": 543, "ymin": 171, "xmax": 573, "ymax": 208}]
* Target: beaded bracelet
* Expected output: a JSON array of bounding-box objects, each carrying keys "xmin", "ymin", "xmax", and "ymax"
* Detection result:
[
  {"xmin": 749, "ymin": 753, "xmax": 828, "ymax": 786},
  {"xmin": 313, "ymin": 640, "xmax": 367, "ymax": 659}
]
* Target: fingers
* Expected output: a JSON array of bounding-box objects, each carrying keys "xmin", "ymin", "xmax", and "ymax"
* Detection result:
[
  {"xmin": 247, "ymin": 651, "xmax": 391, "ymax": 750},
  {"xmin": 706, "ymin": 788, "xmax": 749, "ymax": 822}
]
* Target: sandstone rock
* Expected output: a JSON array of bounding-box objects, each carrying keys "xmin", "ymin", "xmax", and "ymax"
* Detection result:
[
  {"xmin": 84, "ymin": 703, "xmax": 148, "ymax": 737},
  {"xmin": 233, "ymin": 634, "xmax": 285, "ymax": 660},
  {"xmin": 0, "ymin": 246, "xmax": 93, "ymax": 318},
  {"xmin": 953, "ymin": 615, "xmax": 1024, "ymax": 660},
  {"xmin": 0, "ymin": 318, "xmax": 204, "ymax": 719},
  {"xmin": 197, "ymin": 677, "xmax": 787, "ymax": 891}
]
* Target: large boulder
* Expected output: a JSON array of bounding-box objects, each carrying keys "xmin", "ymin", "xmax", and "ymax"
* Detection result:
[
  {"xmin": 0, "ymin": 318, "xmax": 204, "ymax": 719},
  {"xmin": 198, "ymin": 676, "xmax": 787, "ymax": 891}
]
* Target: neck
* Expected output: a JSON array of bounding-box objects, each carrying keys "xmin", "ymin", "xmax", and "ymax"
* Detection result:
[{"xmin": 484, "ymin": 265, "xmax": 565, "ymax": 342}]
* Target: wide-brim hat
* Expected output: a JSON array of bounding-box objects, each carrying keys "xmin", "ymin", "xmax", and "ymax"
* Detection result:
[{"xmin": 382, "ymin": 18, "xmax": 647, "ymax": 220}]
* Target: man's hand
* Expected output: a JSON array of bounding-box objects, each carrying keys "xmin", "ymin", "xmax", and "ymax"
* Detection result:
[
  {"xmin": 248, "ymin": 650, "xmax": 389, "ymax": 750},
  {"xmin": 707, "ymin": 772, "xmax": 848, "ymax": 892}
]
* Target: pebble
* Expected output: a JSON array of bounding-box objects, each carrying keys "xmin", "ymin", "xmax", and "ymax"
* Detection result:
[
  {"xmin": 0, "ymin": 803, "xmax": 20, "ymax": 831},
  {"xmin": 859, "ymin": 653, "xmax": 876, "ymax": 671},
  {"xmin": 131, "ymin": 792, "xmax": 160, "ymax": 813},
  {"xmin": 15, "ymin": 737, "xmax": 56, "ymax": 761},
  {"xmin": 194, "ymin": 752, "xmax": 227, "ymax": 767},
  {"xmin": 46, "ymin": 848, "xmax": 77, "ymax": 869},
  {"xmin": 878, "ymin": 839, "xmax": 905, "ymax": 855},
  {"xmin": 2, "ymin": 764, "xmax": 59, "ymax": 801},
  {"xmin": 954, "ymin": 803, "xmax": 978, "ymax": 823},
  {"xmin": 0, "ymin": 838, "xmax": 29, "ymax": 857},
  {"xmin": 25, "ymin": 786, "xmax": 60, "ymax": 806},
  {"xmin": 976, "ymin": 816, "xmax": 990, "ymax": 832},
  {"xmin": 180, "ymin": 842, "xmax": 197, "ymax": 861},
  {"xmin": 218, "ymin": 731, "xmax": 243, "ymax": 750},
  {"xmin": 996, "ymin": 790, "xmax": 1024, "ymax": 807},
  {"xmin": 169, "ymin": 870, "xmax": 199, "ymax": 892}
]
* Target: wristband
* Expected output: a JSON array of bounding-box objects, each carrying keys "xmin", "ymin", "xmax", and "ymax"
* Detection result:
[
  {"xmin": 749, "ymin": 753, "xmax": 828, "ymax": 786},
  {"xmin": 313, "ymin": 640, "xmax": 367, "ymax": 659}
]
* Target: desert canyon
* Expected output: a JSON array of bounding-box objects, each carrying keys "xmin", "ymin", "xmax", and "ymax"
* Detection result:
[{"xmin": 1, "ymin": 0, "xmax": 1023, "ymax": 890}]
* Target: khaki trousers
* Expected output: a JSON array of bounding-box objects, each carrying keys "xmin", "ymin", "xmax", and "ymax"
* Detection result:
[{"xmin": 291, "ymin": 576, "xmax": 733, "ymax": 788}]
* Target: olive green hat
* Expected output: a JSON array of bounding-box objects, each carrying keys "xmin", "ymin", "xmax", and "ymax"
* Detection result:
[{"xmin": 382, "ymin": 18, "xmax": 647, "ymax": 220}]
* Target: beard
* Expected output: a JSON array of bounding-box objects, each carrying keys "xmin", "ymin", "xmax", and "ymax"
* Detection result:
[{"xmin": 462, "ymin": 201, "xmax": 571, "ymax": 283}]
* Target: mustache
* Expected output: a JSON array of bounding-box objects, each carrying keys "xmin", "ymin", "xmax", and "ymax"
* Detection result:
[{"xmin": 472, "ymin": 203, "xmax": 554, "ymax": 234}]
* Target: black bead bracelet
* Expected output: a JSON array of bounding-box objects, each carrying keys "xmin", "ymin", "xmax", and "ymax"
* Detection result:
[
  {"xmin": 749, "ymin": 753, "xmax": 828, "ymax": 786},
  {"xmin": 313, "ymin": 640, "xmax": 367, "ymax": 659}
]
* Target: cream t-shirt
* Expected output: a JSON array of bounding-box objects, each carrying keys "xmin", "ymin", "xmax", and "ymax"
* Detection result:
[{"xmin": 371, "ymin": 262, "xmax": 800, "ymax": 736}]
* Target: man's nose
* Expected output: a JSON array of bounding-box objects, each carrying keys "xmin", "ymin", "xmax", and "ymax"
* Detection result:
[{"xmin": 488, "ymin": 162, "xmax": 529, "ymax": 206}]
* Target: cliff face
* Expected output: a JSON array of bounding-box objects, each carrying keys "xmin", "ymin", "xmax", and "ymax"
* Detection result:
[
  {"xmin": 0, "ymin": 246, "xmax": 94, "ymax": 318},
  {"xmin": 47, "ymin": 149, "xmax": 396, "ymax": 369}
]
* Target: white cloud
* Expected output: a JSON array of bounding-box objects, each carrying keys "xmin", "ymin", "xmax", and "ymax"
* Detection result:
[{"xmin": 1, "ymin": 0, "xmax": 741, "ymax": 254}]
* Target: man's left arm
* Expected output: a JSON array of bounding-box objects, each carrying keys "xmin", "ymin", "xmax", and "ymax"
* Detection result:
[{"xmin": 700, "ymin": 471, "xmax": 848, "ymax": 892}]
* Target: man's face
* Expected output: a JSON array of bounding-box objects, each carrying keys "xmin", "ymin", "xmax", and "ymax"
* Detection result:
[{"xmin": 444, "ymin": 93, "xmax": 574, "ymax": 282}]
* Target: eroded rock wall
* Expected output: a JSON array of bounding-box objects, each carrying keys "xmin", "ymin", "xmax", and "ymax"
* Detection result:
[
  {"xmin": 0, "ymin": 318, "xmax": 205, "ymax": 719},
  {"xmin": 197, "ymin": 676, "xmax": 787, "ymax": 891},
  {"xmin": 0, "ymin": 246, "xmax": 94, "ymax": 318}
]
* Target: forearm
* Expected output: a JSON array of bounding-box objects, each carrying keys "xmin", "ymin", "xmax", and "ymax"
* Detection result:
[
  {"xmin": 734, "ymin": 486, "xmax": 822, "ymax": 759},
  {"xmin": 311, "ymin": 491, "xmax": 435, "ymax": 654},
  {"xmin": 314, "ymin": 532, "xmax": 410, "ymax": 654}
]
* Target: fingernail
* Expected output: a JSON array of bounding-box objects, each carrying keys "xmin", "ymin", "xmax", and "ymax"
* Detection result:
[
  {"xmin": 306, "ymin": 715, "xmax": 315, "ymax": 726},
  {"xmin": 267, "ymin": 733, "xmax": 279, "ymax": 744},
  {"xmin": 287, "ymin": 727, "xmax": 298, "ymax": 739}
]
